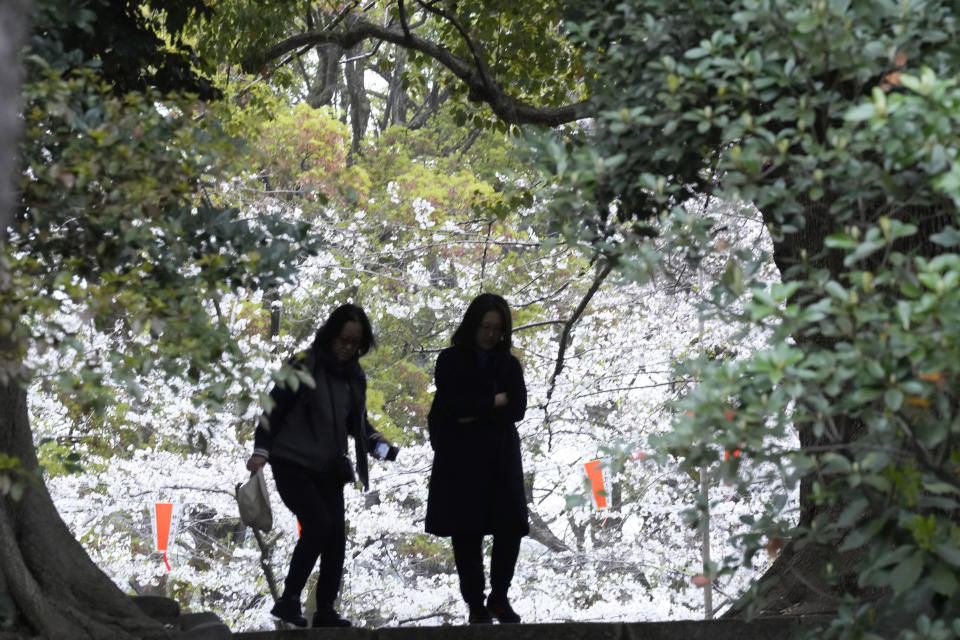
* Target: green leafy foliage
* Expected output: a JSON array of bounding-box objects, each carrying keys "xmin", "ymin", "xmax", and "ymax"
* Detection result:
[
  {"xmin": 530, "ymin": 0, "xmax": 960, "ymax": 636},
  {"xmin": 36, "ymin": 438, "xmax": 85, "ymax": 477},
  {"xmin": 25, "ymin": 0, "xmax": 960, "ymax": 630},
  {"xmin": 28, "ymin": 0, "xmax": 218, "ymax": 97},
  {"xmin": 6, "ymin": 2, "xmax": 321, "ymax": 424},
  {"xmin": 659, "ymin": 214, "xmax": 960, "ymax": 622},
  {"xmin": 539, "ymin": 0, "xmax": 960, "ymax": 261}
]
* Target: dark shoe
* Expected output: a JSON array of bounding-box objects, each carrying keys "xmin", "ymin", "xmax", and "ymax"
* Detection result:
[
  {"xmin": 486, "ymin": 595, "xmax": 521, "ymax": 623},
  {"xmin": 270, "ymin": 597, "xmax": 307, "ymax": 627},
  {"xmin": 312, "ymin": 607, "xmax": 352, "ymax": 628},
  {"xmin": 468, "ymin": 604, "xmax": 493, "ymax": 625}
]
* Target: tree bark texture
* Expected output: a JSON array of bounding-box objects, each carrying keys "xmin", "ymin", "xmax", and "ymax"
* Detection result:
[
  {"xmin": 407, "ymin": 84, "xmax": 450, "ymax": 131},
  {"xmin": 388, "ymin": 49, "xmax": 409, "ymax": 128},
  {"xmin": 1, "ymin": 378, "xmax": 172, "ymax": 638},
  {"xmin": 305, "ymin": 43, "xmax": 341, "ymax": 109},
  {"xmin": 723, "ymin": 202, "xmax": 869, "ymax": 616},
  {"xmin": 0, "ymin": 0, "xmax": 29, "ymax": 240},
  {"xmin": 344, "ymin": 44, "xmax": 370, "ymax": 160}
]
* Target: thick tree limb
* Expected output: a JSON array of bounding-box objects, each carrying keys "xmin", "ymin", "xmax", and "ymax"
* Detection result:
[
  {"xmin": 407, "ymin": 85, "xmax": 451, "ymax": 130},
  {"xmin": 250, "ymin": 20, "xmax": 593, "ymax": 126}
]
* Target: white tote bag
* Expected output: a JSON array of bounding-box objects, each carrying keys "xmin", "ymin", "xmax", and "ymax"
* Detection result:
[{"xmin": 236, "ymin": 468, "xmax": 273, "ymax": 532}]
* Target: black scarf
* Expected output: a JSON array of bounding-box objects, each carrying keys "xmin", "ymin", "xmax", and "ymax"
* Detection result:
[
  {"xmin": 316, "ymin": 349, "xmax": 363, "ymax": 381},
  {"xmin": 314, "ymin": 349, "xmax": 370, "ymax": 489}
]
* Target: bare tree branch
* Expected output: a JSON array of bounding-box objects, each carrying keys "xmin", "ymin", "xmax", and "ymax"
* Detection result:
[
  {"xmin": 407, "ymin": 85, "xmax": 451, "ymax": 129},
  {"xmin": 478, "ymin": 219, "xmax": 494, "ymax": 293},
  {"xmin": 327, "ymin": 0, "xmax": 364, "ymax": 33},
  {"xmin": 398, "ymin": 0, "xmax": 412, "ymax": 40},
  {"xmin": 251, "ymin": 528, "xmax": 281, "ymax": 602},
  {"xmin": 455, "ymin": 128, "xmax": 482, "ymax": 159},
  {"xmin": 545, "ymin": 260, "xmax": 615, "ymax": 404},
  {"xmin": 514, "ymin": 319, "xmax": 566, "ymax": 333},
  {"xmin": 524, "ymin": 474, "xmax": 569, "ymax": 552},
  {"xmin": 543, "ymin": 259, "xmax": 615, "ymax": 448},
  {"xmin": 413, "ymin": 0, "xmax": 497, "ymax": 100}
]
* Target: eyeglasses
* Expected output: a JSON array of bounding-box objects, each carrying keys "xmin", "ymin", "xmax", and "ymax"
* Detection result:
[{"xmin": 478, "ymin": 323, "xmax": 504, "ymax": 336}]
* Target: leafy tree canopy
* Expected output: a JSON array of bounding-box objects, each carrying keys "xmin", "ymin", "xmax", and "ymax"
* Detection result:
[
  {"xmin": 526, "ymin": 1, "xmax": 960, "ymax": 636},
  {"xmin": 190, "ymin": 0, "xmax": 590, "ymax": 126},
  {"xmin": 7, "ymin": 0, "xmax": 319, "ymax": 423},
  {"xmin": 29, "ymin": 0, "xmax": 219, "ymax": 97}
]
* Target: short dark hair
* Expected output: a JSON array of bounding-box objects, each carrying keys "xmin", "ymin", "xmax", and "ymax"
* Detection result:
[
  {"xmin": 312, "ymin": 303, "xmax": 376, "ymax": 356},
  {"xmin": 451, "ymin": 293, "xmax": 512, "ymax": 351}
]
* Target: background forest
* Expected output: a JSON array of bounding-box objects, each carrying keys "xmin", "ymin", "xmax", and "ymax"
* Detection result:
[
  {"xmin": 16, "ymin": 0, "xmax": 782, "ymax": 631},
  {"xmin": 5, "ymin": 0, "xmax": 960, "ymax": 639}
]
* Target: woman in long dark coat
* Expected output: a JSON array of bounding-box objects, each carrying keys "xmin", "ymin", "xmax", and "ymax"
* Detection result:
[{"xmin": 425, "ymin": 293, "xmax": 528, "ymax": 624}]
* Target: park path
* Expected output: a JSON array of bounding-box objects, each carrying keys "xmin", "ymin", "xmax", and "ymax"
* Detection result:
[{"xmin": 233, "ymin": 616, "xmax": 830, "ymax": 639}]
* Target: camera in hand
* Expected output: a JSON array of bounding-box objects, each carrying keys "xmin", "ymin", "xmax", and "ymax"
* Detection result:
[{"xmin": 373, "ymin": 441, "xmax": 399, "ymax": 461}]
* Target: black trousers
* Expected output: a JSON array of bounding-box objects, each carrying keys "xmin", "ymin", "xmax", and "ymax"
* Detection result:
[
  {"xmin": 272, "ymin": 462, "xmax": 346, "ymax": 609},
  {"xmin": 451, "ymin": 533, "xmax": 522, "ymax": 607}
]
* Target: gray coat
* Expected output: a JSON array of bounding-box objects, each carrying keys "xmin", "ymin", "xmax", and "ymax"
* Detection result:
[{"xmin": 253, "ymin": 349, "xmax": 385, "ymax": 490}]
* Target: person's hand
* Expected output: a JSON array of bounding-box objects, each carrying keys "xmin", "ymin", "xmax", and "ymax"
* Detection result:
[
  {"xmin": 246, "ymin": 454, "xmax": 267, "ymax": 473},
  {"xmin": 494, "ymin": 392, "xmax": 508, "ymax": 407}
]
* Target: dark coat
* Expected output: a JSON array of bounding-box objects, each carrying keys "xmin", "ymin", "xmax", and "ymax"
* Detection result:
[
  {"xmin": 424, "ymin": 344, "xmax": 529, "ymax": 537},
  {"xmin": 253, "ymin": 349, "xmax": 386, "ymax": 490}
]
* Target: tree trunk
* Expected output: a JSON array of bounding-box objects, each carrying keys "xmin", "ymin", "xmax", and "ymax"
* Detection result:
[
  {"xmin": 718, "ymin": 201, "xmax": 864, "ymax": 617},
  {"xmin": 305, "ymin": 43, "xmax": 342, "ymax": 109},
  {"xmin": 344, "ymin": 44, "xmax": 370, "ymax": 160},
  {"xmin": 0, "ymin": 378, "xmax": 171, "ymax": 638},
  {"xmin": 379, "ymin": 48, "xmax": 408, "ymax": 132},
  {"xmin": 0, "ymin": 0, "xmax": 28, "ymax": 237}
]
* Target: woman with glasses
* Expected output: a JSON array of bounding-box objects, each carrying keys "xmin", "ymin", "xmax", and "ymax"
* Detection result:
[
  {"xmin": 425, "ymin": 293, "xmax": 529, "ymax": 624},
  {"xmin": 246, "ymin": 303, "xmax": 394, "ymax": 628}
]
